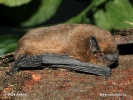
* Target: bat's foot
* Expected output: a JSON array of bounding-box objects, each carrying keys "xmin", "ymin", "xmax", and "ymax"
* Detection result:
[
  {"xmin": 6, "ymin": 70, "xmax": 18, "ymax": 75},
  {"xmin": 6, "ymin": 71, "xmax": 12, "ymax": 75},
  {"xmin": 6, "ymin": 54, "xmax": 42, "ymax": 75},
  {"xmin": 6, "ymin": 54, "xmax": 25, "ymax": 75},
  {"xmin": 6, "ymin": 66, "xmax": 20, "ymax": 75}
]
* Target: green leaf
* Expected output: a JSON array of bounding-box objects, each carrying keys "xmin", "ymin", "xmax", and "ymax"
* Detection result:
[
  {"xmin": 21, "ymin": 0, "xmax": 62, "ymax": 26},
  {"xmin": 66, "ymin": 0, "xmax": 106, "ymax": 24},
  {"xmin": 6, "ymin": 43, "xmax": 17, "ymax": 53},
  {"xmin": 0, "ymin": 0, "xmax": 31, "ymax": 7},
  {"xmin": 0, "ymin": 35, "xmax": 20, "ymax": 55},
  {"xmin": 21, "ymin": 0, "xmax": 61, "ymax": 26},
  {"xmin": 3, "ymin": 0, "xmax": 62, "ymax": 27},
  {"xmin": 0, "ymin": 44, "xmax": 7, "ymax": 55},
  {"xmin": 90, "ymin": 0, "xmax": 107, "ymax": 6},
  {"xmin": 94, "ymin": 10, "xmax": 111, "ymax": 30},
  {"xmin": 94, "ymin": 0, "xmax": 133, "ymax": 30},
  {"xmin": 66, "ymin": 15, "xmax": 90, "ymax": 24},
  {"xmin": 106, "ymin": 0, "xmax": 133, "ymax": 29},
  {"xmin": 0, "ymin": 48, "xmax": 7, "ymax": 55}
]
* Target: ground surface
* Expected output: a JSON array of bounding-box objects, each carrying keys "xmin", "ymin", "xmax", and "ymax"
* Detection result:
[{"xmin": 0, "ymin": 54, "xmax": 133, "ymax": 100}]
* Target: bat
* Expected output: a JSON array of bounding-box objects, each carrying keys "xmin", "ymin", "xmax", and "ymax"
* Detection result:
[{"xmin": 6, "ymin": 24, "xmax": 131, "ymax": 77}]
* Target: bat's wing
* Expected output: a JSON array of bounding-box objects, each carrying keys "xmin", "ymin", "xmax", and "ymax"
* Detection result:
[
  {"xmin": 41, "ymin": 54, "xmax": 111, "ymax": 77},
  {"xmin": 7, "ymin": 53, "xmax": 111, "ymax": 77}
]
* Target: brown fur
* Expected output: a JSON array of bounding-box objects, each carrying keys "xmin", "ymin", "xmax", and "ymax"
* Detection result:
[{"xmin": 15, "ymin": 24, "xmax": 118, "ymax": 66}]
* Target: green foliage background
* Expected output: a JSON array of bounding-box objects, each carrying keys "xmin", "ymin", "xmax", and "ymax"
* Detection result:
[{"xmin": 0, "ymin": 0, "xmax": 133, "ymax": 55}]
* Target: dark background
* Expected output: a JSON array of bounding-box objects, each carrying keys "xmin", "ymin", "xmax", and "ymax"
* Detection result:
[{"xmin": 0, "ymin": 0, "xmax": 90, "ymax": 35}]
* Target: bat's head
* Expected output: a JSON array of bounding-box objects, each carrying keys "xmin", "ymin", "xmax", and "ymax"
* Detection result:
[{"xmin": 90, "ymin": 36, "xmax": 119, "ymax": 66}]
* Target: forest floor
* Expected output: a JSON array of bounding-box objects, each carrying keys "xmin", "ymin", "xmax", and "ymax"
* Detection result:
[{"xmin": 0, "ymin": 54, "xmax": 133, "ymax": 100}]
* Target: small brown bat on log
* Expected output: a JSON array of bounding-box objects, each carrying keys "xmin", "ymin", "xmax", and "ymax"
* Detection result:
[{"xmin": 5, "ymin": 24, "xmax": 133, "ymax": 77}]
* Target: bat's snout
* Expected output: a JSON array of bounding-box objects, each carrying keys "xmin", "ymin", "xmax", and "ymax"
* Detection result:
[{"xmin": 106, "ymin": 53, "xmax": 119, "ymax": 62}]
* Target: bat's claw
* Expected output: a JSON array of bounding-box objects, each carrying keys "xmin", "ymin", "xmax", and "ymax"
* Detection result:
[
  {"xmin": 5, "ymin": 69, "xmax": 19, "ymax": 75},
  {"xmin": 6, "ymin": 71, "xmax": 14, "ymax": 75},
  {"xmin": 6, "ymin": 65, "xmax": 20, "ymax": 75}
]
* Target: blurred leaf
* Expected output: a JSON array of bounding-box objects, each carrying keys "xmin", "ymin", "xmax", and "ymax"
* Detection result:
[
  {"xmin": 94, "ymin": 9, "xmax": 111, "ymax": 30},
  {"xmin": 90, "ymin": 0, "xmax": 106, "ymax": 6},
  {"xmin": 21, "ymin": 0, "xmax": 62, "ymax": 26},
  {"xmin": 66, "ymin": 15, "xmax": 90, "ymax": 24},
  {"xmin": 6, "ymin": 43, "xmax": 17, "ymax": 53},
  {"xmin": 0, "ymin": 0, "xmax": 31, "ymax": 7},
  {"xmin": 3, "ymin": 0, "xmax": 62, "ymax": 27},
  {"xmin": 0, "ymin": 35, "xmax": 20, "ymax": 55},
  {"xmin": 66, "ymin": 0, "xmax": 107, "ymax": 24},
  {"xmin": 106, "ymin": 0, "xmax": 133, "ymax": 29},
  {"xmin": 0, "ymin": 44, "xmax": 6, "ymax": 55},
  {"xmin": 94, "ymin": 0, "xmax": 133, "ymax": 30}
]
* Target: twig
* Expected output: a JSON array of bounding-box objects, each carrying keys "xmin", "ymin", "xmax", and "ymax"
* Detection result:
[{"xmin": 125, "ymin": 21, "xmax": 133, "ymax": 26}]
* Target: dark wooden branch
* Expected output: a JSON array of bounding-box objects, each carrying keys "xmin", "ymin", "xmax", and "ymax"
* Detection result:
[
  {"xmin": 0, "ymin": 52, "xmax": 15, "ymax": 67},
  {"xmin": 114, "ymin": 28, "xmax": 133, "ymax": 45}
]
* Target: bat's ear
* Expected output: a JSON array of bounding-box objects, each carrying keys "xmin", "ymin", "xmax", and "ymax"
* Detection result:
[{"xmin": 90, "ymin": 36, "xmax": 100, "ymax": 53}]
